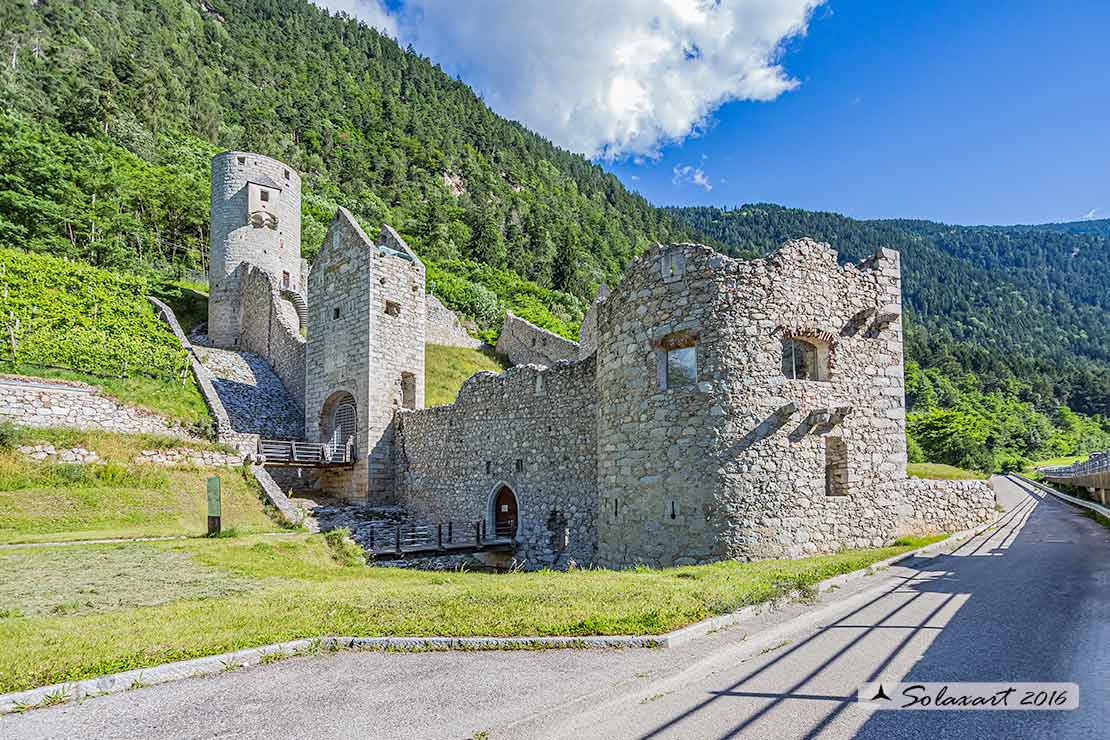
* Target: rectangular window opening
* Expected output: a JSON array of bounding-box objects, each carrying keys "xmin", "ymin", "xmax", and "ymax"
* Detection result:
[
  {"xmin": 333, "ymin": 307, "xmax": 341, "ymax": 320},
  {"xmin": 515, "ymin": 459, "xmax": 524, "ymax": 474},
  {"xmin": 282, "ymin": 271, "xmax": 290, "ymax": 289},
  {"xmin": 825, "ymin": 436, "xmax": 849, "ymax": 497},
  {"xmin": 385, "ymin": 300, "xmax": 401, "ymax": 317},
  {"xmin": 260, "ymin": 189, "xmax": 270, "ymax": 203},
  {"xmin": 485, "ymin": 461, "xmax": 491, "ymax": 475}
]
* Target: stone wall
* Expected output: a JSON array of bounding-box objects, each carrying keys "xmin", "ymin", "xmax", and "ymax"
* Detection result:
[
  {"xmin": 209, "ymin": 151, "xmax": 302, "ymax": 349},
  {"xmin": 425, "ymin": 294, "xmax": 483, "ymax": 349},
  {"xmin": 495, "ymin": 311, "xmax": 580, "ymax": 367},
  {"xmin": 395, "ymin": 358, "xmax": 598, "ymax": 568},
  {"xmin": 576, "ymin": 285, "xmax": 609, "ymax": 360},
  {"xmin": 0, "ymin": 376, "xmax": 194, "ymax": 438},
  {"xmin": 900, "ymin": 478, "xmax": 995, "ymax": 534},
  {"xmin": 238, "ymin": 265, "xmax": 307, "ymax": 410}
]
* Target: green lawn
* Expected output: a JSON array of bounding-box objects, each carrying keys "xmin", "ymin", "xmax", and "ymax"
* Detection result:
[
  {"xmin": 0, "ymin": 427, "xmax": 277, "ymax": 544},
  {"xmin": 0, "ymin": 362, "xmax": 211, "ymax": 431},
  {"xmin": 425, "ymin": 343, "xmax": 510, "ymax": 407},
  {"xmin": 0, "ymin": 532, "xmax": 944, "ymax": 694},
  {"xmin": 907, "ymin": 463, "xmax": 989, "ymax": 480}
]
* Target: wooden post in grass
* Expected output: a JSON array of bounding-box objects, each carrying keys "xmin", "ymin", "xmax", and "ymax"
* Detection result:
[{"xmin": 206, "ymin": 476, "xmax": 221, "ymax": 536}]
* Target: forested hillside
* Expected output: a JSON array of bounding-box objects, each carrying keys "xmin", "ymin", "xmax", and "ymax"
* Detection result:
[
  {"xmin": 0, "ymin": 0, "xmax": 1106, "ymax": 471},
  {"xmin": 0, "ymin": 0, "xmax": 696, "ymax": 298}
]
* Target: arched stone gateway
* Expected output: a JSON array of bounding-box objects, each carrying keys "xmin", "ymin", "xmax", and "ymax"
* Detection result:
[
  {"xmin": 489, "ymin": 484, "xmax": 519, "ymax": 539},
  {"xmin": 319, "ymin": 390, "xmax": 357, "ymax": 462}
]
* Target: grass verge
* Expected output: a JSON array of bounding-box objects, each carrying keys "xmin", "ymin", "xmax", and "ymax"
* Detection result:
[
  {"xmin": 907, "ymin": 463, "xmax": 988, "ymax": 480},
  {"xmin": 0, "ymin": 532, "xmax": 946, "ymax": 693}
]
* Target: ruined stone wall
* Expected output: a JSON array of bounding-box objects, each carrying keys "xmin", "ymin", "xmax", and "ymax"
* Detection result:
[
  {"xmin": 576, "ymin": 286, "xmax": 609, "ymax": 360},
  {"xmin": 0, "ymin": 376, "xmax": 195, "ymax": 439},
  {"xmin": 495, "ymin": 311, "xmax": 579, "ymax": 367},
  {"xmin": 209, "ymin": 152, "xmax": 302, "ymax": 348},
  {"xmin": 238, "ymin": 265, "xmax": 306, "ymax": 411},
  {"xmin": 425, "ymin": 294, "xmax": 483, "ymax": 349},
  {"xmin": 395, "ymin": 358, "xmax": 598, "ymax": 568},
  {"xmin": 593, "ymin": 240, "xmax": 919, "ymax": 567}
]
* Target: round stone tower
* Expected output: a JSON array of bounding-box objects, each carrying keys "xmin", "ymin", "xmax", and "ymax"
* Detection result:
[{"xmin": 208, "ymin": 151, "xmax": 302, "ymax": 348}]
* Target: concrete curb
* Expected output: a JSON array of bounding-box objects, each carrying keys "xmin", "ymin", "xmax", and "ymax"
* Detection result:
[
  {"xmin": 0, "ymin": 516, "xmax": 1004, "ymax": 714},
  {"xmin": 1010, "ymin": 473, "xmax": 1110, "ymax": 519}
]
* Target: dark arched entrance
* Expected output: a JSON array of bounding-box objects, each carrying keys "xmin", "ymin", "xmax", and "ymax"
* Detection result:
[{"xmin": 493, "ymin": 485, "xmax": 518, "ymax": 539}]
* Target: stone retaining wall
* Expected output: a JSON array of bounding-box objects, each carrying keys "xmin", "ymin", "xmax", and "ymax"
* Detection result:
[
  {"xmin": 899, "ymin": 478, "xmax": 996, "ymax": 535},
  {"xmin": 0, "ymin": 377, "xmax": 192, "ymax": 438},
  {"xmin": 494, "ymin": 311, "xmax": 579, "ymax": 367},
  {"xmin": 425, "ymin": 294, "xmax": 483, "ymax": 349}
]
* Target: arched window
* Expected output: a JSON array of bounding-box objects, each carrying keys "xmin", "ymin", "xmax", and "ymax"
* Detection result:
[{"xmin": 782, "ymin": 338, "xmax": 826, "ymax": 381}]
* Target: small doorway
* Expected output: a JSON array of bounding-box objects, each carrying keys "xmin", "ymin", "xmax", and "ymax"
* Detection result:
[{"xmin": 493, "ymin": 485, "xmax": 518, "ymax": 539}]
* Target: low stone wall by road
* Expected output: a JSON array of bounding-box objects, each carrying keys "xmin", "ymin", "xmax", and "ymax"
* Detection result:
[
  {"xmin": 426, "ymin": 294, "xmax": 483, "ymax": 349},
  {"xmin": 0, "ymin": 376, "xmax": 193, "ymax": 438},
  {"xmin": 494, "ymin": 311, "xmax": 579, "ymax": 367},
  {"xmin": 899, "ymin": 478, "xmax": 996, "ymax": 535}
]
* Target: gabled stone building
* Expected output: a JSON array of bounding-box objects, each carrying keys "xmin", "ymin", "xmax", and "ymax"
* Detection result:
[{"xmin": 208, "ymin": 152, "xmax": 994, "ymax": 569}]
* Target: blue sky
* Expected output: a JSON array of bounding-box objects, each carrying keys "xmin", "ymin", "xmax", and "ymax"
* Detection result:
[{"xmin": 323, "ymin": 0, "xmax": 1109, "ymax": 225}]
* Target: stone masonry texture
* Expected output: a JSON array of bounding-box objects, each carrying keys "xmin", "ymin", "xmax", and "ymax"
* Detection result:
[{"xmin": 495, "ymin": 311, "xmax": 580, "ymax": 367}]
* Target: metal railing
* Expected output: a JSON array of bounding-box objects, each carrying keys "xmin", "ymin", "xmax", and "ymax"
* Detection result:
[
  {"xmin": 257, "ymin": 438, "xmax": 354, "ymax": 466},
  {"xmin": 1037, "ymin": 451, "xmax": 1110, "ymax": 480}
]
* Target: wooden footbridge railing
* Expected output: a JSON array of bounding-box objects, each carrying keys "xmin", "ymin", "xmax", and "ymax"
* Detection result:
[{"xmin": 364, "ymin": 520, "xmax": 515, "ymax": 558}]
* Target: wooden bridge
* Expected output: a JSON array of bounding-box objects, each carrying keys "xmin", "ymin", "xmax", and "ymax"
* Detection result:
[{"xmin": 363, "ymin": 520, "xmax": 515, "ymax": 558}]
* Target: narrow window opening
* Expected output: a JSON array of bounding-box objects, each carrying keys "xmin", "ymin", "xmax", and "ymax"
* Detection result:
[
  {"xmin": 670, "ymin": 501, "xmax": 677, "ymax": 520},
  {"xmin": 282, "ymin": 271, "xmax": 290, "ymax": 289},
  {"xmin": 515, "ymin": 459, "xmax": 524, "ymax": 474},
  {"xmin": 283, "ymin": 169, "xmax": 290, "ymax": 180},
  {"xmin": 401, "ymin": 372, "xmax": 416, "ymax": 410},
  {"xmin": 485, "ymin": 461, "xmax": 491, "ymax": 475},
  {"xmin": 613, "ymin": 498, "xmax": 619, "ymax": 517},
  {"xmin": 333, "ymin": 307, "xmax": 341, "ymax": 320},
  {"xmin": 825, "ymin": 436, "xmax": 849, "ymax": 497}
]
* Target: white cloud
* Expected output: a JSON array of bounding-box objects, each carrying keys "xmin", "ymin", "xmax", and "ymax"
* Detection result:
[
  {"xmin": 311, "ymin": 0, "xmax": 398, "ymax": 37},
  {"xmin": 1081, "ymin": 208, "xmax": 1100, "ymax": 220},
  {"xmin": 311, "ymin": 1, "xmax": 819, "ymax": 158},
  {"xmin": 395, "ymin": 1, "xmax": 822, "ymax": 158},
  {"xmin": 672, "ymin": 164, "xmax": 712, "ymax": 191}
]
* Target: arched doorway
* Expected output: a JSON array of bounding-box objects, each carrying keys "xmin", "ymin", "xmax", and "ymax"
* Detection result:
[
  {"xmin": 319, "ymin": 391, "xmax": 357, "ymax": 463},
  {"xmin": 491, "ymin": 485, "xmax": 518, "ymax": 539}
]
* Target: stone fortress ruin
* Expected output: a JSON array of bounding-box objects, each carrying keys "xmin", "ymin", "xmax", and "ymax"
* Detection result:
[{"xmin": 207, "ymin": 152, "xmax": 994, "ymax": 569}]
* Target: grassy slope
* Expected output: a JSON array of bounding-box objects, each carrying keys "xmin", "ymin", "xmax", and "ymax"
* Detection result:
[
  {"xmin": 0, "ymin": 427, "xmax": 277, "ymax": 544},
  {"xmin": 0, "ymin": 532, "xmax": 944, "ymax": 693},
  {"xmin": 907, "ymin": 463, "xmax": 989, "ymax": 480},
  {"xmin": 425, "ymin": 343, "xmax": 510, "ymax": 407}
]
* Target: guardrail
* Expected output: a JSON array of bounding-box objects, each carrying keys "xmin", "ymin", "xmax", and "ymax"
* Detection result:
[
  {"xmin": 1009, "ymin": 473, "xmax": 1110, "ymax": 520},
  {"xmin": 1037, "ymin": 451, "xmax": 1110, "ymax": 488}
]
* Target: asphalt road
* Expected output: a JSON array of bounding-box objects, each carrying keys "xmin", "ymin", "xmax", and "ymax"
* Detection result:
[{"xmin": 4, "ymin": 475, "xmax": 1107, "ymax": 740}]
